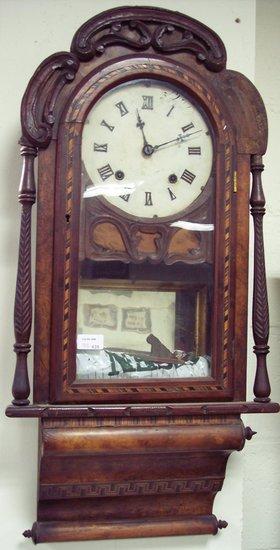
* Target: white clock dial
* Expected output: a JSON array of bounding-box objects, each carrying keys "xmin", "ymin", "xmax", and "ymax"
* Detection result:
[{"xmin": 82, "ymin": 79, "xmax": 213, "ymax": 219}]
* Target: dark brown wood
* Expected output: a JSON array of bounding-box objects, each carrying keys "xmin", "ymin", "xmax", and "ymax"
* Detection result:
[
  {"xmin": 7, "ymin": 5, "xmax": 279, "ymax": 544},
  {"xmin": 232, "ymin": 156, "xmax": 250, "ymax": 400},
  {"xmin": 24, "ymin": 516, "xmax": 226, "ymax": 543},
  {"xmin": 24, "ymin": 415, "xmax": 239, "ymax": 543},
  {"xmin": 244, "ymin": 426, "xmax": 257, "ymax": 440},
  {"xmin": 81, "ymin": 163, "xmax": 213, "ymax": 265},
  {"xmin": 33, "ymin": 145, "xmax": 57, "ymax": 403},
  {"xmin": 12, "ymin": 143, "xmax": 37, "ymax": 406},
  {"xmin": 6, "ymin": 401, "xmax": 280, "ymax": 418},
  {"xmin": 21, "ymin": 53, "xmax": 79, "ymax": 148},
  {"xmin": 31, "ymin": 70, "xmax": 267, "ymax": 402},
  {"xmin": 250, "ymin": 155, "xmax": 271, "ymax": 402},
  {"xmin": 17, "ymin": 7, "xmax": 269, "ymax": 406},
  {"xmin": 50, "ymin": 57, "xmax": 236, "ymax": 404},
  {"xmin": 70, "ymin": 6, "xmax": 227, "ymax": 72}
]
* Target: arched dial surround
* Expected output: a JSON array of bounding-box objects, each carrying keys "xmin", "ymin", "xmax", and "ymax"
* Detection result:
[{"xmin": 82, "ymin": 79, "xmax": 213, "ymax": 219}]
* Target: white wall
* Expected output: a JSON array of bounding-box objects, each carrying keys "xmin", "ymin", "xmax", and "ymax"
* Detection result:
[
  {"xmin": 0, "ymin": 1, "xmax": 278, "ymax": 549},
  {"xmin": 242, "ymin": 1, "xmax": 280, "ymax": 549}
]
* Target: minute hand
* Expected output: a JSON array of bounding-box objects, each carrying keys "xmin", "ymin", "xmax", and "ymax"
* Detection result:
[{"xmin": 153, "ymin": 130, "xmax": 202, "ymax": 151}]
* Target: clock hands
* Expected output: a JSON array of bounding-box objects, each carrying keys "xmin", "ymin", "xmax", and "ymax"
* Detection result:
[
  {"xmin": 136, "ymin": 109, "xmax": 154, "ymax": 157},
  {"xmin": 136, "ymin": 111, "xmax": 202, "ymax": 157},
  {"xmin": 153, "ymin": 130, "xmax": 202, "ymax": 152}
]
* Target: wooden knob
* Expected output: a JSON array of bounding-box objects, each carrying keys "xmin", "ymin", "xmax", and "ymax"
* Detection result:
[{"xmin": 245, "ymin": 427, "xmax": 257, "ymax": 440}]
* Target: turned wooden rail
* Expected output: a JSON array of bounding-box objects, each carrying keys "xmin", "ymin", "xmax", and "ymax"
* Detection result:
[
  {"xmin": 250, "ymin": 154, "xmax": 271, "ymax": 402},
  {"xmin": 12, "ymin": 142, "xmax": 37, "ymax": 406}
]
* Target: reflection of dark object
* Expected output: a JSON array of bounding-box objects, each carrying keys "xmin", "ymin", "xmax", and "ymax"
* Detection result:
[
  {"xmin": 80, "ymin": 274, "xmax": 210, "ymax": 357},
  {"xmin": 175, "ymin": 290, "xmax": 197, "ymax": 352},
  {"xmin": 107, "ymin": 350, "xmax": 179, "ymax": 377},
  {"xmin": 106, "ymin": 348, "xmax": 209, "ymax": 377},
  {"xmin": 107, "ymin": 331, "xmax": 189, "ymax": 372},
  {"xmin": 146, "ymin": 333, "xmax": 172, "ymax": 357}
]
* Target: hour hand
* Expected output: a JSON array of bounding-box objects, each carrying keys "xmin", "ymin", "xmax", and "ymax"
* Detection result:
[
  {"xmin": 136, "ymin": 109, "xmax": 144, "ymax": 129},
  {"xmin": 136, "ymin": 109, "xmax": 147, "ymax": 144},
  {"xmin": 136, "ymin": 109, "xmax": 154, "ymax": 157}
]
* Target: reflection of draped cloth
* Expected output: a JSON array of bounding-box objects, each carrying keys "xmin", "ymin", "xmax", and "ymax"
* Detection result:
[{"xmin": 76, "ymin": 349, "xmax": 210, "ymax": 379}]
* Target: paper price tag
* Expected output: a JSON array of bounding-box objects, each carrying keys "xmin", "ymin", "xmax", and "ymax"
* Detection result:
[{"xmin": 77, "ymin": 334, "xmax": 104, "ymax": 350}]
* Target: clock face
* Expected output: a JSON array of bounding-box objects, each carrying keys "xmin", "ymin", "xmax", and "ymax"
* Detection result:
[{"xmin": 82, "ymin": 79, "xmax": 213, "ymax": 219}]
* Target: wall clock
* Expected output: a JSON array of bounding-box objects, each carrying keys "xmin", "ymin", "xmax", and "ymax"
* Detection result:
[{"xmin": 6, "ymin": 5, "xmax": 279, "ymax": 544}]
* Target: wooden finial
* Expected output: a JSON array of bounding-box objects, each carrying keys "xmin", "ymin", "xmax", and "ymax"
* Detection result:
[
  {"xmin": 245, "ymin": 426, "xmax": 257, "ymax": 440},
  {"xmin": 217, "ymin": 520, "xmax": 228, "ymax": 530}
]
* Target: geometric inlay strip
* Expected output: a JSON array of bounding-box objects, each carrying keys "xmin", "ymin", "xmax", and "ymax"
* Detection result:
[{"xmin": 40, "ymin": 477, "xmax": 223, "ymax": 500}]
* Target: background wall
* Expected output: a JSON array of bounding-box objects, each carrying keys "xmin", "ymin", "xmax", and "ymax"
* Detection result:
[
  {"xmin": 0, "ymin": 1, "xmax": 278, "ymax": 549},
  {"xmin": 243, "ymin": 1, "xmax": 280, "ymax": 549}
]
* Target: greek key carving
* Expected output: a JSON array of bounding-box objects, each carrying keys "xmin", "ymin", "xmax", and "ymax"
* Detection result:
[{"xmin": 40, "ymin": 477, "xmax": 223, "ymax": 500}]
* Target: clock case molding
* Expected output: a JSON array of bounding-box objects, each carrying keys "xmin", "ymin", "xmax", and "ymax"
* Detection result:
[{"xmin": 6, "ymin": 6, "xmax": 279, "ymax": 544}]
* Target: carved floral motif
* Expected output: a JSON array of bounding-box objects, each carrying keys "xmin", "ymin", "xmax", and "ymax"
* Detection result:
[{"xmin": 86, "ymin": 217, "xmax": 207, "ymax": 264}]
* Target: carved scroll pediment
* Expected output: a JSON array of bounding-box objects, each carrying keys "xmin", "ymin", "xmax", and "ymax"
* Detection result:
[
  {"xmin": 71, "ymin": 6, "xmax": 226, "ymax": 72},
  {"xmin": 21, "ymin": 53, "xmax": 79, "ymax": 148}
]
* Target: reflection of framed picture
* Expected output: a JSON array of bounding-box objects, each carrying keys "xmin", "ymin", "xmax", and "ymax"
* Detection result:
[
  {"xmin": 122, "ymin": 307, "xmax": 151, "ymax": 333},
  {"xmin": 78, "ymin": 279, "xmax": 208, "ymax": 357},
  {"xmin": 83, "ymin": 304, "xmax": 117, "ymax": 329}
]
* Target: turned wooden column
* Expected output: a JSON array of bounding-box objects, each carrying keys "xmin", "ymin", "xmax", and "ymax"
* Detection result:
[
  {"xmin": 12, "ymin": 142, "xmax": 37, "ymax": 406},
  {"xmin": 250, "ymin": 154, "xmax": 271, "ymax": 402}
]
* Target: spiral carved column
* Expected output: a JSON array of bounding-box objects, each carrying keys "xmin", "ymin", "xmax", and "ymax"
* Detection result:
[
  {"xmin": 250, "ymin": 154, "xmax": 271, "ymax": 402},
  {"xmin": 12, "ymin": 142, "xmax": 37, "ymax": 406}
]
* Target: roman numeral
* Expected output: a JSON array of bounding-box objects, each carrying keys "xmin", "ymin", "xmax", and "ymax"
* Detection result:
[
  {"xmin": 145, "ymin": 191, "xmax": 153, "ymax": 206},
  {"xmin": 101, "ymin": 119, "xmax": 114, "ymax": 132},
  {"xmin": 98, "ymin": 164, "xmax": 114, "ymax": 181},
  {"xmin": 120, "ymin": 194, "xmax": 130, "ymax": 202},
  {"xmin": 115, "ymin": 101, "xmax": 129, "ymax": 117},
  {"xmin": 188, "ymin": 146, "xmax": 201, "ymax": 155},
  {"xmin": 166, "ymin": 105, "xmax": 174, "ymax": 117},
  {"xmin": 168, "ymin": 188, "xmax": 176, "ymax": 201},
  {"xmin": 142, "ymin": 96, "xmax": 153, "ymax": 110},
  {"xmin": 94, "ymin": 143, "xmax": 108, "ymax": 152},
  {"xmin": 181, "ymin": 169, "xmax": 196, "ymax": 184},
  {"xmin": 182, "ymin": 122, "xmax": 194, "ymax": 133}
]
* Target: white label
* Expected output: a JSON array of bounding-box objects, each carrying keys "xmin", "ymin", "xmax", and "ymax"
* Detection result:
[{"xmin": 77, "ymin": 334, "xmax": 104, "ymax": 350}]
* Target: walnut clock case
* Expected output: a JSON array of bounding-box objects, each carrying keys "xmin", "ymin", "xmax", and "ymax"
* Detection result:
[{"xmin": 6, "ymin": 6, "xmax": 279, "ymax": 544}]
